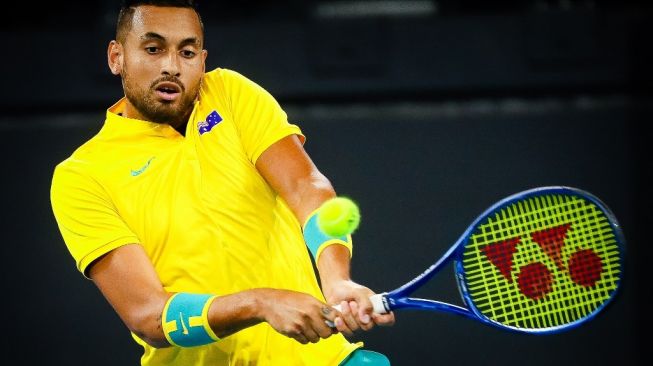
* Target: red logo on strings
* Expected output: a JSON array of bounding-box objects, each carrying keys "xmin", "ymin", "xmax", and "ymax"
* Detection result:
[{"xmin": 482, "ymin": 224, "xmax": 603, "ymax": 300}]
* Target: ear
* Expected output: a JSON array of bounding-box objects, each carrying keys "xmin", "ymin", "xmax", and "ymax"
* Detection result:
[
  {"xmin": 201, "ymin": 49, "xmax": 208, "ymax": 73},
  {"xmin": 108, "ymin": 40, "xmax": 124, "ymax": 75}
]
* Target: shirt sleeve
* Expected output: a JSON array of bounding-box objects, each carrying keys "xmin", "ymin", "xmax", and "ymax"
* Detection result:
[
  {"xmin": 221, "ymin": 69, "xmax": 305, "ymax": 164},
  {"xmin": 50, "ymin": 162, "xmax": 140, "ymax": 277}
]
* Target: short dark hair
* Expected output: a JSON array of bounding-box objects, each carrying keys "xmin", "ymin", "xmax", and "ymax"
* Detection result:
[{"xmin": 116, "ymin": 0, "xmax": 203, "ymax": 43}]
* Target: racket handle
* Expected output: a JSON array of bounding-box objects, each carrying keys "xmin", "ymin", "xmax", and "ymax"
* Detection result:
[{"xmin": 325, "ymin": 294, "xmax": 388, "ymax": 328}]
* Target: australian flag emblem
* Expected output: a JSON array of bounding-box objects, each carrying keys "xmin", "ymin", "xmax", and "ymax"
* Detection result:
[{"xmin": 198, "ymin": 111, "xmax": 222, "ymax": 135}]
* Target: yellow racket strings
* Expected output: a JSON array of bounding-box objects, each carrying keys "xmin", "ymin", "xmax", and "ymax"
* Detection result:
[{"xmin": 462, "ymin": 194, "xmax": 621, "ymax": 329}]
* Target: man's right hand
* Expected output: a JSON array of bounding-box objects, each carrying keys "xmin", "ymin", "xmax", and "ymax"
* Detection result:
[{"xmin": 257, "ymin": 288, "xmax": 339, "ymax": 344}]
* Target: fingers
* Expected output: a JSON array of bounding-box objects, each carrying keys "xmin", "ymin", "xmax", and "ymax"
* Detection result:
[
  {"xmin": 323, "ymin": 280, "xmax": 397, "ymax": 336},
  {"xmin": 302, "ymin": 305, "xmax": 339, "ymax": 344},
  {"xmin": 294, "ymin": 332, "xmax": 310, "ymax": 344},
  {"xmin": 350, "ymin": 300, "xmax": 374, "ymax": 331},
  {"xmin": 333, "ymin": 300, "xmax": 375, "ymax": 335},
  {"xmin": 268, "ymin": 293, "xmax": 340, "ymax": 344},
  {"xmin": 268, "ymin": 287, "xmax": 392, "ymax": 344},
  {"xmin": 303, "ymin": 325, "xmax": 321, "ymax": 344},
  {"xmin": 372, "ymin": 311, "xmax": 395, "ymax": 326},
  {"xmin": 287, "ymin": 310, "xmax": 336, "ymax": 344},
  {"xmin": 335, "ymin": 301, "xmax": 358, "ymax": 336},
  {"xmin": 314, "ymin": 306, "xmax": 337, "ymax": 339}
]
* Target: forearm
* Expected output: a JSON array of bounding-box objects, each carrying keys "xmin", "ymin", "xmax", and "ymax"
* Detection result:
[
  {"xmin": 206, "ymin": 289, "xmax": 266, "ymax": 338},
  {"xmin": 142, "ymin": 288, "xmax": 331, "ymax": 348},
  {"xmin": 316, "ymin": 244, "xmax": 352, "ymax": 288},
  {"xmin": 288, "ymin": 176, "xmax": 353, "ymax": 287},
  {"xmin": 147, "ymin": 289, "xmax": 274, "ymax": 347},
  {"xmin": 208, "ymin": 288, "xmax": 339, "ymax": 345}
]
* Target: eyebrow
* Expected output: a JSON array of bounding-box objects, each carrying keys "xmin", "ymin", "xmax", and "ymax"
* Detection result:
[
  {"xmin": 140, "ymin": 32, "xmax": 201, "ymax": 47},
  {"xmin": 140, "ymin": 32, "xmax": 165, "ymax": 42}
]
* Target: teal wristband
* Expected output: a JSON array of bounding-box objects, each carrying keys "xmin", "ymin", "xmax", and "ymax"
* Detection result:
[
  {"xmin": 303, "ymin": 211, "xmax": 352, "ymax": 260},
  {"xmin": 162, "ymin": 293, "xmax": 219, "ymax": 347}
]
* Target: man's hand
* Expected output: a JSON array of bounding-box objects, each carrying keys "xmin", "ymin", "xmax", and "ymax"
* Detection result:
[
  {"xmin": 322, "ymin": 279, "xmax": 395, "ymax": 337},
  {"xmin": 258, "ymin": 289, "xmax": 339, "ymax": 344}
]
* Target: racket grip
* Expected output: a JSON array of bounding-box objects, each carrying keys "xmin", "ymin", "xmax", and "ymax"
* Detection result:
[{"xmin": 325, "ymin": 294, "xmax": 388, "ymax": 328}]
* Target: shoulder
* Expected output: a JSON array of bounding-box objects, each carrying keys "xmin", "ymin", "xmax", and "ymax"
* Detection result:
[
  {"xmin": 203, "ymin": 67, "xmax": 250, "ymax": 84},
  {"xmin": 198, "ymin": 68, "xmax": 276, "ymax": 119},
  {"xmin": 55, "ymin": 135, "xmax": 100, "ymax": 168},
  {"xmin": 51, "ymin": 133, "xmax": 107, "ymax": 191},
  {"xmin": 202, "ymin": 67, "xmax": 268, "ymax": 95},
  {"xmin": 52, "ymin": 154, "xmax": 95, "ymax": 194}
]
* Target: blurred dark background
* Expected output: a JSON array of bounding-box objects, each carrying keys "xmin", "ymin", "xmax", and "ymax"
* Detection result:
[{"xmin": 1, "ymin": 0, "xmax": 650, "ymax": 365}]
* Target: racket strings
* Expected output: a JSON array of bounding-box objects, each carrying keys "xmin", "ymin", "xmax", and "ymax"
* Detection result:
[
  {"xmin": 461, "ymin": 194, "xmax": 621, "ymax": 330},
  {"xmin": 511, "ymin": 198, "xmax": 612, "ymax": 327}
]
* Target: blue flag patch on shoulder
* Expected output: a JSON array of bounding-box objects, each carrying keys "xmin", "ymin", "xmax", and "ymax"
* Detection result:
[{"xmin": 198, "ymin": 111, "xmax": 222, "ymax": 135}]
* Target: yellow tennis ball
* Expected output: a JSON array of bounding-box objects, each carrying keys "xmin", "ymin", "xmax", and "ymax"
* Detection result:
[{"xmin": 317, "ymin": 197, "xmax": 361, "ymax": 237}]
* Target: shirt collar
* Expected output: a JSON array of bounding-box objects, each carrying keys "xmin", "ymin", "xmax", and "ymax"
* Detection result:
[{"xmin": 102, "ymin": 98, "xmax": 184, "ymax": 139}]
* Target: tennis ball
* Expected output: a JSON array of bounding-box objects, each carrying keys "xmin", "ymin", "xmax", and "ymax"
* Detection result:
[{"xmin": 317, "ymin": 197, "xmax": 361, "ymax": 237}]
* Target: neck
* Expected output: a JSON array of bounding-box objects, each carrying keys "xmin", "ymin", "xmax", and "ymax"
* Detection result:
[
  {"xmin": 173, "ymin": 120, "xmax": 188, "ymax": 136},
  {"xmin": 121, "ymin": 98, "xmax": 190, "ymax": 136}
]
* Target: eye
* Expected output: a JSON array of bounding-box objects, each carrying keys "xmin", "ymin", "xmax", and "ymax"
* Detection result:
[
  {"xmin": 181, "ymin": 49, "xmax": 196, "ymax": 58},
  {"xmin": 145, "ymin": 46, "xmax": 161, "ymax": 54}
]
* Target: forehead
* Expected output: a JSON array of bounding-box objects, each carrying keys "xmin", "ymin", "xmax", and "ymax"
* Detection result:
[{"xmin": 128, "ymin": 5, "xmax": 203, "ymax": 42}]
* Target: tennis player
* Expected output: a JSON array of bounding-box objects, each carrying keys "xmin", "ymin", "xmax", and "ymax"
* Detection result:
[{"xmin": 50, "ymin": 1, "xmax": 393, "ymax": 365}]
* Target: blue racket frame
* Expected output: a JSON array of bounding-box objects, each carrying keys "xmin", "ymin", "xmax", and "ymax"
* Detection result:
[{"xmin": 378, "ymin": 186, "xmax": 625, "ymax": 334}]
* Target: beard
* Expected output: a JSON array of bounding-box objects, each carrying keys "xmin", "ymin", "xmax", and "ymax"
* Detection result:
[{"xmin": 121, "ymin": 71, "xmax": 199, "ymax": 126}]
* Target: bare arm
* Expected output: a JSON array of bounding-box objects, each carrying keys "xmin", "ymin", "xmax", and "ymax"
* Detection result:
[
  {"xmin": 89, "ymin": 244, "xmax": 171, "ymax": 347},
  {"xmin": 255, "ymin": 135, "xmax": 395, "ymax": 335},
  {"xmin": 89, "ymin": 243, "xmax": 338, "ymax": 347},
  {"xmin": 254, "ymin": 135, "xmax": 345, "ymax": 284}
]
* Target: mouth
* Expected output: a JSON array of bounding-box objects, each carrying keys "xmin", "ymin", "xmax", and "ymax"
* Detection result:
[{"xmin": 154, "ymin": 82, "xmax": 182, "ymax": 102}]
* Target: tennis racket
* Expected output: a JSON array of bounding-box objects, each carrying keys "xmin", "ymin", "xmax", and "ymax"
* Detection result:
[{"xmin": 331, "ymin": 186, "xmax": 624, "ymax": 333}]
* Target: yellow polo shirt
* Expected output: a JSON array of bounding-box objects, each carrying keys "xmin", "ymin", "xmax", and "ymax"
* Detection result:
[{"xmin": 50, "ymin": 68, "xmax": 361, "ymax": 365}]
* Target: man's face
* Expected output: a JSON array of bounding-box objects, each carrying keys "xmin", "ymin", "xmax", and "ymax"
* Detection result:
[{"xmin": 114, "ymin": 6, "xmax": 207, "ymax": 126}]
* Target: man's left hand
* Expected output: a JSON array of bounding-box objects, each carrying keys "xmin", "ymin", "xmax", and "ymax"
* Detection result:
[{"xmin": 323, "ymin": 279, "xmax": 395, "ymax": 337}]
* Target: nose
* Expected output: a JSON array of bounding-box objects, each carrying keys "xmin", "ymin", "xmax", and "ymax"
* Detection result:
[{"xmin": 161, "ymin": 52, "xmax": 181, "ymax": 77}]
